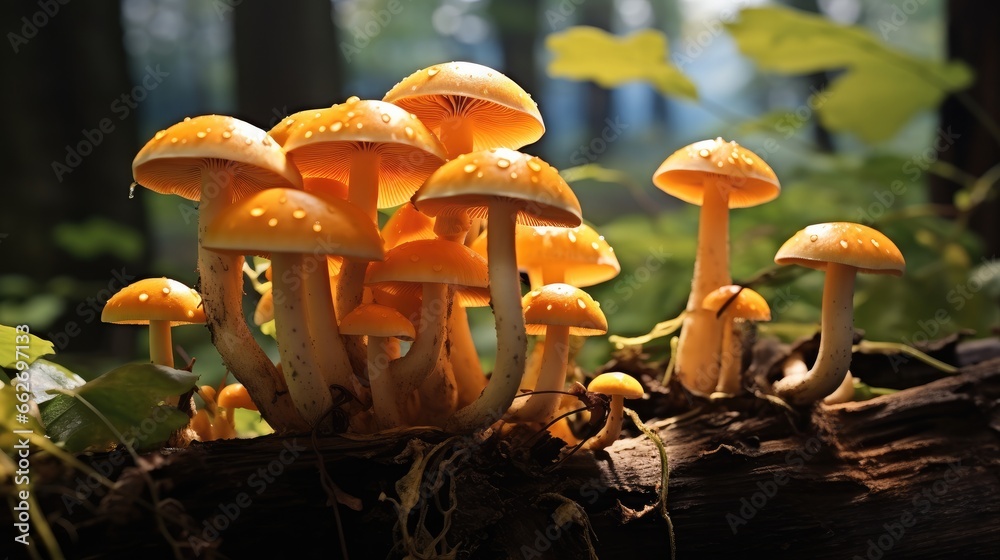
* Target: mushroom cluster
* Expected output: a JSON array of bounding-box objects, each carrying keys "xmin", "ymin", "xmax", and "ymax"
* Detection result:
[{"xmin": 121, "ymin": 62, "xmax": 630, "ymax": 448}]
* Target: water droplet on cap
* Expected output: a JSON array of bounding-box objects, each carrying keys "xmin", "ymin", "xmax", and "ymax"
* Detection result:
[
  {"xmin": 497, "ymin": 159, "xmax": 510, "ymax": 169},
  {"xmin": 292, "ymin": 209, "xmax": 306, "ymax": 219},
  {"xmin": 809, "ymin": 234, "xmax": 818, "ymax": 242},
  {"xmin": 464, "ymin": 164, "xmax": 477, "ymax": 173},
  {"xmin": 138, "ymin": 293, "xmax": 149, "ymax": 302},
  {"xmin": 381, "ymin": 113, "xmax": 391, "ymax": 123},
  {"xmin": 250, "ymin": 207, "xmax": 265, "ymax": 217},
  {"xmin": 268, "ymin": 218, "xmax": 278, "ymax": 227}
]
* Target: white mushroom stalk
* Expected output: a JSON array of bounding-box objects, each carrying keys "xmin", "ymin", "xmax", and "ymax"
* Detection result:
[
  {"xmin": 147, "ymin": 320, "xmax": 173, "ymax": 368},
  {"xmin": 508, "ymin": 325, "xmax": 569, "ymax": 422},
  {"xmin": 448, "ymin": 200, "xmax": 526, "ymax": 430},
  {"xmin": 389, "ymin": 282, "xmax": 448, "ymax": 396},
  {"xmin": 774, "ymin": 263, "xmax": 856, "ymax": 405}
]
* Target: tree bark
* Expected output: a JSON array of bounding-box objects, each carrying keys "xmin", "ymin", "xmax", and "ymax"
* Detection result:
[{"xmin": 17, "ymin": 340, "xmax": 1000, "ymax": 559}]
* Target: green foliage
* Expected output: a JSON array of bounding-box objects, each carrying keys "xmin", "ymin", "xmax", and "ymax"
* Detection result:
[
  {"xmin": 0, "ymin": 325, "xmax": 55, "ymax": 369},
  {"xmin": 546, "ymin": 26, "xmax": 697, "ymax": 100},
  {"xmin": 726, "ymin": 6, "xmax": 972, "ymax": 142},
  {"xmin": 52, "ymin": 217, "xmax": 144, "ymax": 261},
  {"xmin": 41, "ymin": 362, "xmax": 198, "ymax": 452}
]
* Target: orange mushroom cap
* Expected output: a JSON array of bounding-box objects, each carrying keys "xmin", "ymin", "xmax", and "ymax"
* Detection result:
[
  {"xmin": 340, "ymin": 303, "xmax": 416, "ymax": 341},
  {"xmin": 774, "ymin": 222, "xmax": 905, "ymax": 276},
  {"xmin": 217, "ymin": 383, "xmax": 258, "ymax": 411},
  {"xmin": 587, "ymin": 372, "xmax": 644, "ymax": 399},
  {"xmin": 384, "ymin": 61, "xmax": 544, "ymax": 152},
  {"xmin": 653, "ymin": 137, "xmax": 779, "ymax": 208},
  {"xmin": 102, "ymin": 277, "xmax": 206, "ymax": 326},
  {"xmin": 133, "ymin": 115, "xmax": 301, "ymax": 201},
  {"xmin": 701, "ymin": 285, "xmax": 771, "ymax": 321},
  {"xmin": 381, "ymin": 202, "xmax": 437, "ymax": 250},
  {"xmin": 522, "ymin": 283, "xmax": 608, "ymax": 336}
]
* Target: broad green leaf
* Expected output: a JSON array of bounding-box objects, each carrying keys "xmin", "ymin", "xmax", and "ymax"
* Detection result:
[
  {"xmin": 726, "ymin": 6, "xmax": 972, "ymax": 142},
  {"xmin": 25, "ymin": 359, "xmax": 86, "ymax": 404},
  {"xmin": 0, "ymin": 325, "xmax": 55, "ymax": 368},
  {"xmin": 547, "ymin": 26, "xmax": 698, "ymax": 100},
  {"xmin": 41, "ymin": 362, "xmax": 198, "ymax": 452}
]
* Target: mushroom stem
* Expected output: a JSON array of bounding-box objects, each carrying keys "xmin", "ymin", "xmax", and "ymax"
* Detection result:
[
  {"xmin": 774, "ymin": 262, "xmax": 857, "ymax": 405},
  {"xmin": 447, "ymin": 200, "xmax": 527, "ymax": 431},
  {"xmin": 337, "ymin": 149, "xmax": 382, "ymax": 320},
  {"xmin": 368, "ymin": 336, "xmax": 404, "ymax": 430},
  {"xmin": 507, "ymin": 325, "xmax": 570, "ymax": 423},
  {"xmin": 584, "ymin": 395, "xmax": 624, "ymax": 450},
  {"xmin": 148, "ymin": 320, "xmax": 173, "ymax": 368},
  {"xmin": 302, "ymin": 255, "xmax": 355, "ymax": 399},
  {"xmin": 521, "ymin": 267, "xmax": 567, "ymax": 393},
  {"xmin": 446, "ymin": 301, "xmax": 486, "ymax": 408},
  {"xmin": 675, "ymin": 179, "xmax": 731, "ymax": 394},
  {"xmin": 412, "ymin": 349, "xmax": 459, "ymax": 426},
  {"xmin": 715, "ymin": 318, "xmax": 741, "ymax": 394},
  {"xmin": 271, "ymin": 252, "xmax": 331, "ymax": 425},
  {"xmin": 197, "ymin": 167, "xmax": 305, "ymax": 431},
  {"xmin": 438, "ymin": 115, "xmax": 475, "ymax": 159},
  {"xmin": 390, "ymin": 282, "xmax": 448, "ymax": 397}
]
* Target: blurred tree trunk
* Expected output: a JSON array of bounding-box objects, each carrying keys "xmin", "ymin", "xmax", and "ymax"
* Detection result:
[
  {"xmin": 582, "ymin": 0, "xmax": 614, "ymax": 150},
  {"xmin": 488, "ymin": 0, "xmax": 542, "ymax": 148},
  {"xmin": 0, "ymin": 1, "xmax": 149, "ymax": 357},
  {"xmin": 932, "ymin": 1, "xmax": 1000, "ymax": 255},
  {"xmin": 234, "ymin": 0, "xmax": 342, "ymax": 128}
]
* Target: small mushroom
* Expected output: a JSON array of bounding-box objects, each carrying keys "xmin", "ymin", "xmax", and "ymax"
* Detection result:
[
  {"xmin": 653, "ymin": 138, "xmax": 779, "ymax": 394},
  {"xmin": 772, "ymin": 222, "xmax": 905, "ymax": 405},
  {"xmin": 102, "ymin": 277, "xmax": 206, "ymax": 369},
  {"xmin": 701, "ymin": 285, "xmax": 771, "ymax": 394},
  {"xmin": 583, "ymin": 372, "xmax": 645, "ymax": 450}
]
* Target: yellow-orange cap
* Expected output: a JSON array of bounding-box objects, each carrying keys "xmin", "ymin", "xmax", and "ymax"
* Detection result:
[
  {"xmin": 303, "ymin": 176, "xmax": 349, "ymax": 200},
  {"xmin": 701, "ymin": 285, "xmax": 771, "ymax": 321},
  {"xmin": 522, "ymin": 283, "xmax": 607, "ymax": 336},
  {"xmin": 413, "ymin": 149, "xmax": 581, "ymax": 228},
  {"xmin": 587, "ymin": 372, "xmax": 644, "ymax": 399},
  {"xmin": 381, "ymin": 202, "xmax": 437, "ymax": 250},
  {"xmin": 472, "ymin": 224, "xmax": 619, "ymax": 287},
  {"xmin": 133, "ymin": 115, "xmax": 302, "ymax": 201},
  {"xmin": 384, "ymin": 61, "xmax": 544, "ymax": 151},
  {"xmin": 339, "ymin": 303, "xmax": 415, "ymax": 341},
  {"xmin": 253, "ymin": 288, "xmax": 274, "ymax": 326},
  {"xmin": 774, "ymin": 222, "xmax": 905, "ymax": 276},
  {"xmin": 281, "ymin": 98, "xmax": 447, "ymax": 208},
  {"xmin": 203, "ymin": 188, "xmax": 384, "ymax": 261},
  {"xmin": 102, "ymin": 277, "xmax": 206, "ymax": 326},
  {"xmin": 653, "ymin": 138, "xmax": 779, "ymax": 208},
  {"xmin": 366, "ymin": 239, "xmax": 488, "ymax": 288},
  {"xmin": 217, "ymin": 383, "xmax": 258, "ymax": 411}
]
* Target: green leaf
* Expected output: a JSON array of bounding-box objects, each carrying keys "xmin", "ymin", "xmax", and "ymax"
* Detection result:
[
  {"xmin": 726, "ymin": 6, "xmax": 972, "ymax": 142},
  {"xmin": 26, "ymin": 359, "xmax": 86, "ymax": 404},
  {"xmin": 0, "ymin": 325, "xmax": 55, "ymax": 368},
  {"xmin": 1, "ymin": 384, "xmax": 46, "ymax": 450},
  {"xmin": 546, "ymin": 26, "xmax": 698, "ymax": 100},
  {"xmin": 41, "ymin": 362, "xmax": 198, "ymax": 452}
]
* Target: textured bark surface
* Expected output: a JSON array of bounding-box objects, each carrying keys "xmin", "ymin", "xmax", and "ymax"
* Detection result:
[{"xmin": 14, "ymin": 339, "xmax": 1000, "ymax": 559}]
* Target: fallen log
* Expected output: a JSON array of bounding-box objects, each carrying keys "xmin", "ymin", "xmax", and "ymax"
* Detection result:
[{"xmin": 10, "ymin": 338, "xmax": 1000, "ymax": 559}]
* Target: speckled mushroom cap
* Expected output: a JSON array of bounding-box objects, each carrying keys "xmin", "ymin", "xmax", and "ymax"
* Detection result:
[
  {"xmin": 102, "ymin": 277, "xmax": 206, "ymax": 326},
  {"xmin": 522, "ymin": 283, "xmax": 607, "ymax": 336},
  {"xmin": 701, "ymin": 285, "xmax": 771, "ymax": 321},
  {"xmin": 383, "ymin": 61, "xmax": 544, "ymax": 151},
  {"xmin": 587, "ymin": 372, "xmax": 644, "ymax": 399},
  {"xmin": 412, "ymin": 148, "xmax": 582, "ymax": 228},
  {"xmin": 280, "ymin": 98, "xmax": 447, "ymax": 208},
  {"xmin": 472, "ymin": 224, "xmax": 619, "ymax": 287},
  {"xmin": 653, "ymin": 138, "xmax": 779, "ymax": 208},
  {"xmin": 366, "ymin": 239, "xmax": 490, "ymax": 309},
  {"xmin": 202, "ymin": 188, "xmax": 384, "ymax": 261},
  {"xmin": 339, "ymin": 303, "xmax": 416, "ymax": 342},
  {"xmin": 774, "ymin": 222, "xmax": 905, "ymax": 276},
  {"xmin": 132, "ymin": 115, "xmax": 302, "ymax": 201}
]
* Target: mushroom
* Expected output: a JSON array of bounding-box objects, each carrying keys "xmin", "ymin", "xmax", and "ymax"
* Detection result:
[
  {"xmin": 701, "ymin": 285, "xmax": 771, "ymax": 394},
  {"xmin": 339, "ymin": 303, "xmax": 415, "ymax": 430},
  {"xmin": 365, "ymin": 239, "xmax": 490, "ymax": 425},
  {"xmin": 414, "ymin": 149, "xmax": 581, "ymax": 431},
  {"xmin": 132, "ymin": 115, "xmax": 305, "ymax": 431},
  {"xmin": 472, "ymin": 223, "xmax": 620, "ymax": 392},
  {"xmin": 507, "ymin": 283, "xmax": 608, "ymax": 423},
  {"xmin": 381, "ymin": 202, "xmax": 438, "ymax": 250},
  {"xmin": 583, "ymin": 372, "xmax": 645, "ymax": 450},
  {"xmin": 280, "ymin": 97, "xmax": 447, "ymax": 320},
  {"xmin": 203, "ymin": 187, "xmax": 383, "ymax": 425},
  {"xmin": 771, "ymin": 222, "xmax": 905, "ymax": 405},
  {"xmin": 101, "ymin": 277, "xmax": 206, "ymax": 369},
  {"xmin": 653, "ymin": 138, "xmax": 779, "ymax": 395}
]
